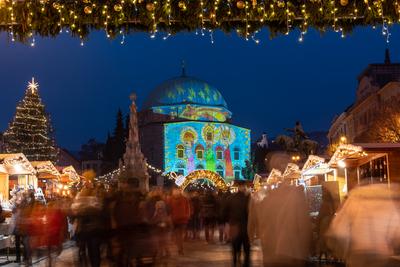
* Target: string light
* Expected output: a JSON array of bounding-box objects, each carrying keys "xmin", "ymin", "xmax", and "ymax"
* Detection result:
[{"xmin": 0, "ymin": 0, "xmax": 399, "ymax": 44}]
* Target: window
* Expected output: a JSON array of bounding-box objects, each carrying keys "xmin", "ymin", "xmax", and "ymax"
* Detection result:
[
  {"xmin": 195, "ymin": 145, "xmax": 204, "ymax": 159},
  {"xmin": 177, "ymin": 144, "xmax": 185, "ymax": 159},
  {"xmin": 206, "ymin": 132, "xmax": 213, "ymax": 142},
  {"xmin": 216, "ymin": 165, "xmax": 224, "ymax": 177},
  {"xmin": 234, "ymin": 147, "xmax": 240, "ymax": 160},
  {"xmin": 234, "ymin": 171, "xmax": 241, "ymax": 179},
  {"xmin": 216, "ymin": 147, "xmax": 223, "ymax": 160},
  {"xmin": 234, "ymin": 166, "xmax": 241, "ymax": 179},
  {"xmin": 196, "ymin": 164, "xmax": 204, "ymax": 170}
]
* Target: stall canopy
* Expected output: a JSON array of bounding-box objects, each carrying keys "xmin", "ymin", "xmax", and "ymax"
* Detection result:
[
  {"xmin": 0, "ymin": 153, "xmax": 36, "ymax": 175},
  {"xmin": 283, "ymin": 163, "xmax": 301, "ymax": 180},
  {"xmin": 59, "ymin": 166, "xmax": 80, "ymax": 183},
  {"xmin": 31, "ymin": 161, "xmax": 60, "ymax": 179},
  {"xmin": 266, "ymin": 168, "xmax": 282, "ymax": 185},
  {"xmin": 301, "ymin": 155, "xmax": 332, "ymax": 178},
  {"xmin": 328, "ymin": 144, "xmax": 365, "ymax": 168}
]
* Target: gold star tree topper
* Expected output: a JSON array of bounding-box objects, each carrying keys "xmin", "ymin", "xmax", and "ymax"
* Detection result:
[{"xmin": 27, "ymin": 77, "xmax": 39, "ymax": 93}]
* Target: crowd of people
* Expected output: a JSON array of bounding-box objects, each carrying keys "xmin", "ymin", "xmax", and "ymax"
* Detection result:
[{"xmin": 5, "ymin": 177, "xmax": 400, "ymax": 267}]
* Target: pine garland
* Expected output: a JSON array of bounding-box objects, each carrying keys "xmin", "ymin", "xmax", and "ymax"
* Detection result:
[{"xmin": 0, "ymin": 0, "xmax": 399, "ymax": 43}]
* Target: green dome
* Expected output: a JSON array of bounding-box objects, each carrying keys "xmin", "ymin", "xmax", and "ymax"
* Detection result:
[{"xmin": 143, "ymin": 76, "xmax": 228, "ymax": 110}]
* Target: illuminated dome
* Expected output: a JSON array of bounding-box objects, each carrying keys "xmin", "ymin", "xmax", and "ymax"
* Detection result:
[{"xmin": 143, "ymin": 75, "xmax": 228, "ymax": 110}]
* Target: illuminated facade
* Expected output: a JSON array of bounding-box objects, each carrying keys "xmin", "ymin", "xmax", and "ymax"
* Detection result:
[{"xmin": 139, "ymin": 69, "xmax": 251, "ymax": 183}]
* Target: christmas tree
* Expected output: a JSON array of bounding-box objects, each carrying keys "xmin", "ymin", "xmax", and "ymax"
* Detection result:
[{"xmin": 4, "ymin": 78, "xmax": 57, "ymax": 162}]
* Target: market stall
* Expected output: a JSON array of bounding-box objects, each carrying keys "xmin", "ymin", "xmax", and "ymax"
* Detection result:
[
  {"xmin": 0, "ymin": 153, "xmax": 37, "ymax": 200},
  {"xmin": 31, "ymin": 161, "xmax": 60, "ymax": 197},
  {"xmin": 282, "ymin": 163, "xmax": 301, "ymax": 184}
]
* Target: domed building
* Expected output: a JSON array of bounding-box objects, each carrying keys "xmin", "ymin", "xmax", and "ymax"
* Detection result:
[{"xmin": 138, "ymin": 68, "xmax": 251, "ymax": 184}]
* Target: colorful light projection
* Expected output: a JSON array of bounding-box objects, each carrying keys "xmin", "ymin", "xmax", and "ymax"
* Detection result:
[
  {"xmin": 164, "ymin": 121, "xmax": 250, "ymax": 182},
  {"xmin": 152, "ymin": 104, "xmax": 231, "ymax": 122}
]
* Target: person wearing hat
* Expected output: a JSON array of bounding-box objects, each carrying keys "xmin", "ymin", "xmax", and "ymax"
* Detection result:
[{"xmin": 225, "ymin": 180, "xmax": 251, "ymax": 267}]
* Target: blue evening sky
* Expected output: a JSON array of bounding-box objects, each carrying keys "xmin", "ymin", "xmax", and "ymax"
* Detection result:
[{"xmin": 0, "ymin": 26, "xmax": 399, "ymax": 150}]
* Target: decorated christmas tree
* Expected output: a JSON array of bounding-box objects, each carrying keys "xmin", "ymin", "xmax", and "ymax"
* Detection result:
[{"xmin": 4, "ymin": 78, "xmax": 57, "ymax": 162}]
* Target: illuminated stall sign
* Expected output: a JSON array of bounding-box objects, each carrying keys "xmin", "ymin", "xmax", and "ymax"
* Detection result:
[{"xmin": 164, "ymin": 121, "xmax": 250, "ymax": 182}]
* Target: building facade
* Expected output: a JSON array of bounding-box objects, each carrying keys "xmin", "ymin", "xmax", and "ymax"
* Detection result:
[
  {"xmin": 139, "ymin": 70, "xmax": 251, "ymax": 183},
  {"xmin": 328, "ymin": 50, "xmax": 400, "ymax": 144}
]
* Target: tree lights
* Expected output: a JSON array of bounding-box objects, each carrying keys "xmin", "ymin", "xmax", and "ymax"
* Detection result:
[
  {"xmin": 0, "ymin": 0, "xmax": 398, "ymax": 43},
  {"xmin": 3, "ymin": 78, "xmax": 57, "ymax": 163}
]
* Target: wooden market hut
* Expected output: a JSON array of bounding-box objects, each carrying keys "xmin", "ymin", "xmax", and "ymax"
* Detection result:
[
  {"xmin": 0, "ymin": 164, "xmax": 8, "ymax": 202},
  {"xmin": 328, "ymin": 143, "xmax": 400, "ymax": 193},
  {"xmin": 31, "ymin": 161, "xmax": 60, "ymax": 195},
  {"xmin": 59, "ymin": 165, "xmax": 80, "ymax": 184},
  {"xmin": 0, "ymin": 153, "xmax": 37, "ymax": 200},
  {"xmin": 282, "ymin": 163, "xmax": 301, "ymax": 182}
]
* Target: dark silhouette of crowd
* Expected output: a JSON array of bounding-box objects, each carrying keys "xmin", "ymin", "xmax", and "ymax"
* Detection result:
[{"xmin": 7, "ymin": 178, "xmax": 400, "ymax": 267}]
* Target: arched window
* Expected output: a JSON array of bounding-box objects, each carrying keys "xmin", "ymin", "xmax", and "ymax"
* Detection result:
[
  {"xmin": 216, "ymin": 165, "xmax": 224, "ymax": 177},
  {"xmin": 195, "ymin": 145, "xmax": 204, "ymax": 159},
  {"xmin": 196, "ymin": 164, "xmax": 204, "ymax": 170},
  {"xmin": 177, "ymin": 144, "xmax": 185, "ymax": 159},
  {"xmin": 216, "ymin": 146, "xmax": 224, "ymax": 160},
  {"xmin": 234, "ymin": 147, "xmax": 240, "ymax": 161},
  {"xmin": 234, "ymin": 166, "xmax": 241, "ymax": 179}
]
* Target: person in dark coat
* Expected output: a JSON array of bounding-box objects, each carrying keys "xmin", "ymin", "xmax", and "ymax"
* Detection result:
[
  {"xmin": 201, "ymin": 190, "xmax": 217, "ymax": 243},
  {"xmin": 217, "ymin": 190, "xmax": 229, "ymax": 243},
  {"xmin": 225, "ymin": 181, "xmax": 251, "ymax": 267}
]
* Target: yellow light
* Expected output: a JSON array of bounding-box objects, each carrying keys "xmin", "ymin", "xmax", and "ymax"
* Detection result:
[{"xmin": 338, "ymin": 160, "xmax": 346, "ymax": 168}]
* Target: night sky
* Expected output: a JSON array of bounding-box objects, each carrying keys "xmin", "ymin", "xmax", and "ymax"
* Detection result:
[{"xmin": 0, "ymin": 26, "xmax": 399, "ymax": 150}]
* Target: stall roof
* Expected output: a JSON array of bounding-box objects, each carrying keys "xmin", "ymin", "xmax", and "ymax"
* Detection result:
[
  {"xmin": 0, "ymin": 153, "xmax": 36, "ymax": 175},
  {"xmin": 328, "ymin": 144, "xmax": 364, "ymax": 167},
  {"xmin": 283, "ymin": 163, "xmax": 301, "ymax": 180},
  {"xmin": 267, "ymin": 168, "xmax": 282, "ymax": 184},
  {"xmin": 302, "ymin": 155, "xmax": 326, "ymax": 172},
  {"xmin": 31, "ymin": 161, "xmax": 60, "ymax": 178},
  {"xmin": 60, "ymin": 165, "xmax": 80, "ymax": 183}
]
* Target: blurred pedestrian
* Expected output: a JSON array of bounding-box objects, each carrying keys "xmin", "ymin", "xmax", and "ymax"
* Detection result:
[
  {"xmin": 113, "ymin": 177, "xmax": 156, "ymax": 267},
  {"xmin": 167, "ymin": 187, "xmax": 191, "ymax": 255},
  {"xmin": 225, "ymin": 181, "xmax": 251, "ymax": 267},
  {"xmin": 187, "ymin": 191, "xmax": 201, "ymax": 240},
  {"xmin": 152, "ymin": 200, "xmax": 172, "ymax": 258},
  {"xmin": 216, "ymin": 190, "xmax": 229, "ymax": 244},
  {"xmin": 316, "ymin": 187, "xmax": 335, "ymax": 260},
  {"xmin": 327, "ymin": 184, "xmax": 400, "ymax": 267},
  {"xmin": 71, "ymin": 182, "xmax": 105, "ymax": 267},
  {"xmin": 201, "ymin": 190, "xmax": 217, "ymax": 244},
  {"xmin": 253, "ymin": 182, "xmax": 311, "ymax": 267}
]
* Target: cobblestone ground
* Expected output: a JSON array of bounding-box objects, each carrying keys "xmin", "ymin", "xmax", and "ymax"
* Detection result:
[{"xmin": 1, "ymin": 240, "xmax": 343, "ymax": 267}]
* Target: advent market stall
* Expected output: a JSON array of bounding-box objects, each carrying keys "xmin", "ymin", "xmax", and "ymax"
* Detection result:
[
  {"xmin": 0, "ymin": 153, "xmax": 37, "ymax": 201},
  {"xmin": 31, "ymin": 161, "xmax": 60, "ymax": 197},
  {"xmin": 282, "ymin": 163, "xmax": 301, "ymax": 184},
  {"xmin": 266, "ymin": 168, "xmax": 282, "ymax": 187},
  {"xmin": 57, "ymin": 166, "xmax": 81, "ymax": 196},
  {"xmin": 328, "ymin": 143, "xmax": 400, "ymax": 194},
  {"xmin": 0, "ymin": 165, "xmax": 8, "ymax": 204}
]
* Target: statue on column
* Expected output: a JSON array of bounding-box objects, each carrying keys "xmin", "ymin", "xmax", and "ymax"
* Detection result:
[{"xmin": 122, "ymin": 93, "xmax": 150, "ymax": 192}]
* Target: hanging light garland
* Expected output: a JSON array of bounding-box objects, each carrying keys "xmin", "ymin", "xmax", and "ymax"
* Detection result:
[{"xmin": 0, "ymin": 0, "xmax": 398, "ymax": 44}]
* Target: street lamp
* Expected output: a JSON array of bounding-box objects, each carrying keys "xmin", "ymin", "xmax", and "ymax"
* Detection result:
[
  {"xmin": 291, "ymin": 155, "xmax": 301, "ymax": 162},
  {"xmin": 340, "ymin": 136, "xmax": 347, "ymax": 144}
]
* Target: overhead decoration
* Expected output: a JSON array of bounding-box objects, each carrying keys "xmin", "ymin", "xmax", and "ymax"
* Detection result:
[
  {"xmin": 0, "ymin": 0, "xmax": 398, "ymax": 43},
  {"xmin": 180, "ymin": 169, "xmax": 229, "ymax": 191}
]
